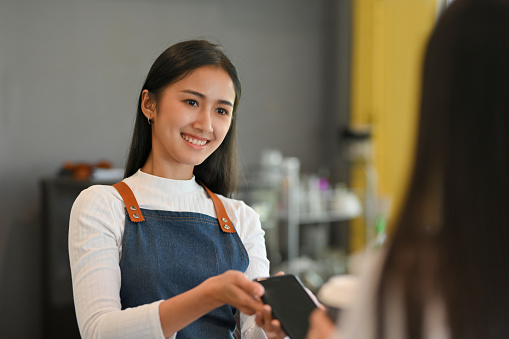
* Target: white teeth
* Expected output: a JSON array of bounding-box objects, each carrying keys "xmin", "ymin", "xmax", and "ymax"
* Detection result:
[{"xmin": 182, "ymin": 134, "xmax": 207, "ymax": 146}]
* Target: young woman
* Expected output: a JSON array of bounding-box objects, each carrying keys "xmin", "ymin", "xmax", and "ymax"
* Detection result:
[
  {"xmin": 69, "ymin": 40, "xmax": 283, "ymax": 339},
  {"xmin": 308, "ymin": 0, "xmax": 509, "ymax": 338}
]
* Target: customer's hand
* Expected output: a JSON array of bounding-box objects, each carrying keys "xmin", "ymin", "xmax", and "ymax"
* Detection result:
[{"xmin": 306, "ymin": 308, "xmax": 336, "ymax": 339}]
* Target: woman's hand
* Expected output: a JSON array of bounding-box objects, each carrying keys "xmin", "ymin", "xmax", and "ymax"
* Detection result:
[
  {"xmin": 207, "ymin": 270, "xmax": 286, "ymax": 338},
  {"xmin": 255, "ymin": 304, "xmax": 287, "ymax": 339},
  {"xmin": 306, "ymin": 308, "xmax": 336, "ymax": 339},
  {"xmin": 203, "ymin": 270, "xmax": 266, "ymax": 315},
  {"xmin": 254, "ymin": 271, "xmax": 287, "ymax": 339},
  {"xmin": 159, "ymin": 270, "xmax": 265, "ymax": 337}
]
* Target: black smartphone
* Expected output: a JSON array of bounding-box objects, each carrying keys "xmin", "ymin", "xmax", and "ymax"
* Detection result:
[{"xmin": 255, "ymin": 274, "xmax": 318, "ymax": 339}]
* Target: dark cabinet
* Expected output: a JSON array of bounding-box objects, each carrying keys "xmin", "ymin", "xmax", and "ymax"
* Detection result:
[{"xmin": 40, "ymin": 178, "xmax": 112, "ymax": 339}]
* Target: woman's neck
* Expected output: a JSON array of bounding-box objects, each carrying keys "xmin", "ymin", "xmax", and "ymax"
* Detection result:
[{"xmin": 141, "ymin": 153, "xmax": 194, "ymax": 180}]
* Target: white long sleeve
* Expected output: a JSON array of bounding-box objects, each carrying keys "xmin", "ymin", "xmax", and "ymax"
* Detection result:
[{"xmin": 69, "ymin": 170, "xmax": 270, "ymax": 338}]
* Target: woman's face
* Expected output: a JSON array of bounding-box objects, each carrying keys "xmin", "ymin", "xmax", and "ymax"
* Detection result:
[{"xmin": 142, "ymin": 65, "xmax": 235, "ymax": 179}]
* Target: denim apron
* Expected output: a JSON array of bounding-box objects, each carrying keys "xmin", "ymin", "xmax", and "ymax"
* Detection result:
[{"xmin": 113, "ymin": 181, "xmax": 250, "ymax": 338}]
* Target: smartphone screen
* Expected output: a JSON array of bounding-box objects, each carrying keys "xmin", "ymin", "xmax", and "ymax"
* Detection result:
[{"xmin": 256, "ymin": 275, "xmax": 318, "ymax": 339}]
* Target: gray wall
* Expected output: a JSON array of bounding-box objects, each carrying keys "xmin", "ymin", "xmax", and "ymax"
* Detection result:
[{"xmin": 0, "ymin": 0, "xmax": 351, "ymax": 337}]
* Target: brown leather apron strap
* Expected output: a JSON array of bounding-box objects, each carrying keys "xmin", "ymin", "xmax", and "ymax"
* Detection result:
[
  {"xmin": 113, "ymin": 182, "xmax": 145, "ymax": 222},
  {"xmin": 199, "ymin": 183, "xmax": 236, "ymax": 233},
  {"xmin": 112, "ymin": 180, "xmax": 235, "ymax": 233}
]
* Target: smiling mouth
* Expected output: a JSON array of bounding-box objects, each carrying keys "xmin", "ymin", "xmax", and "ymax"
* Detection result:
[{"xmin": 181, "ymin": 133, "xmax": 209, "ymax": 146}]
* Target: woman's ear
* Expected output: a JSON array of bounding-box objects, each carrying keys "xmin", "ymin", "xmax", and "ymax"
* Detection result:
[{"xmin": 141, "ymin": 89, "xmax": 156, "ymax": 120}]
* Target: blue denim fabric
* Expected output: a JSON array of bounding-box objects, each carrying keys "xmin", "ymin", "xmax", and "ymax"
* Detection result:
[{"xmin": 120, "ymin": 209, "xmax": 249, "ymax": 338}]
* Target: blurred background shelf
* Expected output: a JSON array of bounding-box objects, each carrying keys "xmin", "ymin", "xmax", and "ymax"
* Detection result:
[{"xmin": 239, "ymin": 150, "xmax": 362, "ymax": 292}]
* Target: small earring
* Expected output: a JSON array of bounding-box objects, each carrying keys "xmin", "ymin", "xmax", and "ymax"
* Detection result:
[{"xmin": 147, "ymin": 116, "xmax": 152, "ymax": 125}]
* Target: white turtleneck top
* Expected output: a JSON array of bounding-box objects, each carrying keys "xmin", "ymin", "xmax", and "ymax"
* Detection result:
[{"xmin": 69, "ymin": 170, "xmax": 270, "ymax": 339}]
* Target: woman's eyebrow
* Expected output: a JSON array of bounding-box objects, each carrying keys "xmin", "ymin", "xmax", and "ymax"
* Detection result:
[
  {"xmin": 218, "ymin": 99, "xmax": 233, "ymax": 107},
  {"xmin": 181, "ymin": 89, "xmax": 233, "ymax": 107}
]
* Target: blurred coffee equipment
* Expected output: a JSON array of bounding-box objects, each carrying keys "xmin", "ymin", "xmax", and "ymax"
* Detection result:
[{"xmin": 237, "ymin": 148, "xmax": 363, "ymax": 292}]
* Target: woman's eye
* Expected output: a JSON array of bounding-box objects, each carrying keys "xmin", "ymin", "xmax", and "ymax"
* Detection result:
[
  {"xmin": 185, "ymin": 99, "xmax": 198, "ymax": 106},
  {"xmin": 216, "ymin": 108, "xmax": 229, "ymax": 115}
]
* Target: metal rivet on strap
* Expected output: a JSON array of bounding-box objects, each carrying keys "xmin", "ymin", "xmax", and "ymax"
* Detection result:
[
  {"xmin": 132, "ymin": 213, "xmax": 140, "ymax": 219},
  {"xmin": 223, "ymin": 225, "xmax": 231, "ymax": 230},
  {"xmin": 221, "ymin": 218, "xmax": 228, "ymax": 222},
  {"xmin": 130, "ymin": 206, "xmax": 137, "ymax": 211}
]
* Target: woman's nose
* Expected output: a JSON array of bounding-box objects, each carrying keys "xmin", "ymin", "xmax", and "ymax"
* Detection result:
[{"xmin": 192, "ymin": 108, "xmax": 213, "ymax": 133}]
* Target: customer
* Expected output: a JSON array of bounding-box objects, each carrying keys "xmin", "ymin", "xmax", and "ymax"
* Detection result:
[
  {"xmin": 69, "ymin": 40, "xmax": 281, "ymax": 338},
  {"xmin": 308, "ymin": 0, "xmax": 509, "ymax": 338}
]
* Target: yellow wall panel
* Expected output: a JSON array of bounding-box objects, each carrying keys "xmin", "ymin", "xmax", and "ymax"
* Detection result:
[{"xmin": 350, "ymin": 0, "xmax": 438, "ymax": 251}]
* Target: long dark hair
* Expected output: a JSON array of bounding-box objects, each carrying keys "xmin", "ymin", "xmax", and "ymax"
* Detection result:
[
  {"xmin": 124, "ymin": 40, "xmax": 242, "ymax": 197},
  {"xmin": 377, "ymin": 1, "xmax": 509, "ymax": 338}
]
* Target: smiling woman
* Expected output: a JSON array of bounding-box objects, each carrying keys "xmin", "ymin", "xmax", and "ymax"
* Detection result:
[
  {"xmin": 68, "ymin": 40, "xmax": 284, "ymax": 339},
  {"xmin": 125, "ymin": 40, "xmax": 242, "ymax": 196}
]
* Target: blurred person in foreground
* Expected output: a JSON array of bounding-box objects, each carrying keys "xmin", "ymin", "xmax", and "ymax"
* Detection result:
[{"xmin": 307, "ymin": 0, "xmax": 509, "ymax": 338}]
